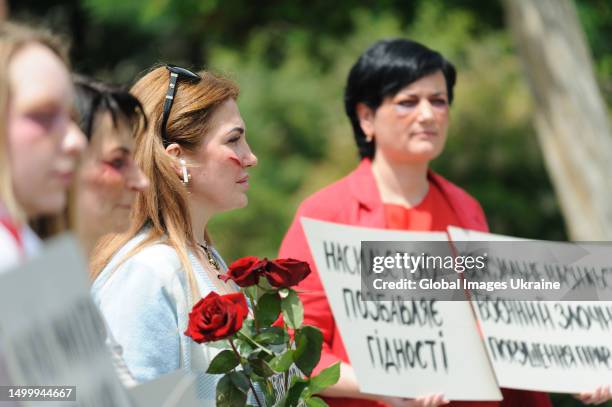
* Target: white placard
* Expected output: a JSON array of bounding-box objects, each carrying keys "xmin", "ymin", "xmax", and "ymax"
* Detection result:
[
  {"xmin": 448, "ymin": 226, "xmax": 612, "ymax": 394},
  {"xmin": 301, "ymin": 218, "xmax": 501, "ymax": 401},
  {"xmin": 128, "ymin": 370, "xmax": 202, "ymax": 407},
  {"xmin": 0, "ymin": 235, "xmax": 133, "ymax": 406}
]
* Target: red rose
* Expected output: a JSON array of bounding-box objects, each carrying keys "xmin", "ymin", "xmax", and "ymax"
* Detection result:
[
  {"xmin": 184, "ymin": 292, "xmax": 248, "ymax": 343},
  {"xmin": 220, "ymin": 256, "xmax": 265, "ymax": 287},
  {"xmin": 264, "ymin": 258, "xmax": 311, "ymax": 288}
]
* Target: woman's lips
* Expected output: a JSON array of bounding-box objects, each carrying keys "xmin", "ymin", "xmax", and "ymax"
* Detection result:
[
  {"xmin": 237, "ymin": 174, "xmax": 250, "ymax": 188},
  {"xmin": 411, "ymin": 130, "xmax": 437, "ymax": 137}
]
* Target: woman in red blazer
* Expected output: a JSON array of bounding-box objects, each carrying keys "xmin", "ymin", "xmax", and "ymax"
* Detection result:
[{"xmin": 279, "ymin": 39, "xmax": 556, "ymax": 407}]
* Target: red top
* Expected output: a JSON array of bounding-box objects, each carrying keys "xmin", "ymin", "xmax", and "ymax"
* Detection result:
[
  {"xmin": 278, "ymin": 159, "xmax": 551, "ymax": 407},
  {"xmin": 383, "ymin": 181, "xmax": 462, "ymax": 232},
  {"xmin": 0, "ymin": 216, "xmax": 23, "ymax": 252}
]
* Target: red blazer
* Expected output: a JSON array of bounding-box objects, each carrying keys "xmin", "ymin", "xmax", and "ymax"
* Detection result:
[{"xmin": 279, "ymin": 159, "xmax": 551, "ymax": 407}]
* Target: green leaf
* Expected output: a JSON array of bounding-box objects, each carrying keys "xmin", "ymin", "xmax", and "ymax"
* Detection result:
[
  {"xmin": 228, "ymin": 371, "xmax": 251, "ymax": 394},
  {"xmin": 255, "ymin": 292, "xmax": 281, "ymax": 327},
  {"xmin": 254, "ymin": 378, "xmax": 276, "ymax": 407},
  {"xmin": 254, "ymin": 326, "xmax": 289, "ymax": 345},
  {"xmin": 206, "ymin": 349, "xmax": 240, "ymax": 374},
  {"xmin": 237, "ymin": 331, "xmax": 274, "ymax": 356},
  {"xmin": 248, "ymin": 352, "xmax": 276, "ymax": 378},
  {"xmin": 236, "ymin": 338, "xmax": 254, "ymax": 355},
  {"xmin": 216, "ymin": 374, "xmax": 247, "ymax": 407},
  {"xmin": 269, "ymin": 349, "xmax": 294, "ymax": 373},
  {"xmin": 258, "ymin": 277, "xmax": 275, "ymax": 291},
  {"xmin": 293, "ymin": 325, "xmax": 323, "ymax": 376},
  {"xmin": 244, "ymin": 286, "xmax": 258, "ymax": 301},
  {"xmin": 278, "ymin": 288, "xmax": 290, "ymax": 298},
  {"xmin": 207, "ymin": 339, "xmax": 230, "ymax": 350},
  {"xmin": 254, "ymin": 285, "xmax": 270, "ymax": 301},
  {"xmin": 305, "ymin": 396, "xmax": 329, "ymax": 407},
  {"xmin": 240, "ymin": 318, "xmax": 257, "ymax": 337},
  {"xmin": 286, "ymin": 377, "xmax": 309, "ymax": 407},
  {"xmin": 242, "ymin": 362, "xmax": 253, "ymax": 377},
  {"xmin": 309, "ymin": 362, "xmax": 340, "ymax": 393},
  {"xmin": 281, "ymin": 289, "xmax": 303, "ymax": 329}
]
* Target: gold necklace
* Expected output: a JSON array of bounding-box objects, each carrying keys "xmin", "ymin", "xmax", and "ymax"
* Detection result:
[{"xmin": 197, "ymin": 242, "xmax": 220, "ymax": 272}]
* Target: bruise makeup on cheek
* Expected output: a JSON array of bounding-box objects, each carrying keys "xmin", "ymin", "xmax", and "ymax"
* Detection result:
[
  {"xmin": 90, "ymin": 163, "xmax": 124, "ymax": 188},
  {"xmin": 228, "ymin": 153, "xmax": 242, "ymax": 167}
]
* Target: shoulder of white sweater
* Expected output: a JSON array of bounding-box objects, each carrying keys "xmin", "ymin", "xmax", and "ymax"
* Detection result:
[
  {"xmin": 94, "ymin": 236, "xmax": 189, "ymax": 296},
  {"xmin": 114, "ymin": 243, "xmax": 185, "ymax": 282},
  {"xmin": 127, "ymin": 242, "xmax": 182, "ymax": 267}
]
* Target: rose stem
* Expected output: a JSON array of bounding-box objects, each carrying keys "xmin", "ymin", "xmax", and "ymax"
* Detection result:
[
  {"xmin": 248, "ymin": 288, "xmax": 260, "ymax": 334},
  {"xmin": 284, "ymin": 320, "xmax": 291, "ymax": 390},
  {"xmin": 229, "ymin": 338, "xmax": 263, "ymax": 407}
]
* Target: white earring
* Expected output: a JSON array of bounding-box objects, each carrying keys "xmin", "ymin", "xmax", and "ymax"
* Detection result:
[{"xmin": 179, "ymin": 159, "xmax": 191, "ymax": 186}]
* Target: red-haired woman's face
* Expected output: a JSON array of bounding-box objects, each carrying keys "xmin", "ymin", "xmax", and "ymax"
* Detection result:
[
  {"xmin": 7, "ymin": 43, "xmax": 86, "ymax": 217},
  {"xmin": 360, "ymin": 70, "xmax": 450, "ymax": 164},
  {"xmin": 186, "ymin": 98, "xmax": 258, "ymax": 213},
  {"xmin": 75, "ymin": 112, "xmax": 148, "ymax": 238}
]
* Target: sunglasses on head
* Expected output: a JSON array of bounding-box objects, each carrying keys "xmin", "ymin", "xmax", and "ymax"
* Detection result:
[{"xmin": 160, "ymin": 64, "xmax": 201, "ymax": 146}]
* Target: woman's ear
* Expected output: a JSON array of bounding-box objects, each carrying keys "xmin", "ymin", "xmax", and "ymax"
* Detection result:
[
  {"xmin": 165, "ymin": 143, "xmax": 183, "ymax": 177},
  {"xmin": 165, "ymin": 143, "xmax": 192, "ymax": 185},
  {"xmin": 356, "ymin": 103, "xmax": 375, "ymax": 142},
  {"xmin": 165, "ymin": 143, "xmax": 182, "ymax": 159}
]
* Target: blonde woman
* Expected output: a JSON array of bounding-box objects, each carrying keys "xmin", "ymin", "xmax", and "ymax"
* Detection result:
[
  {"xmin": 91, "ymin": 65, "xmax": 257, "ymax": 399},
  {"xmin": 0, "ymin": 22, "xmax": 85, "ymax": 271},
  {"xmin": 0, "ymin": 21, "xmax": 85, "ymax": 400}
]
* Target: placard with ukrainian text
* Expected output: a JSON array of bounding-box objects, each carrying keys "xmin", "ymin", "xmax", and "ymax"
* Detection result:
[
  {"xmin": 0, "ymin": 235, "xmax": 133, "ymax": 407},
  {"xmin": 448, "ymin": 226, "xmax": 612, "ymax": 394},
  {"xmin": 128, "ymin": 370, "xmax": 202, "ymax": 407},
  {"xmin": 301, "ymin": 218, "xmax": 501, "ymax": 401}
]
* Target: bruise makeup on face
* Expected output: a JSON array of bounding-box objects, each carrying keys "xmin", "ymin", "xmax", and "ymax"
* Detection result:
[
  {"xmin": 225, "ymin": 125, "xmax": 246, "ymax": 167},
  {"xmin": 96, "ymin": 156, "xmax": 129, "ymax": 187},
  {"xmin": 228, "ymin": 154, "xmax": 242, "ymax": 167},
  {"xmin": 80, "ymin": 112, "xmax": 136, "ymax": 212}
]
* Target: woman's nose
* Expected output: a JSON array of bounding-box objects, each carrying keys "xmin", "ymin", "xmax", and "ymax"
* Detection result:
[
  {"xmin": 63, "ymin": 121, "xmax": 87, "ymax": 157},
  {"xmin": 127, "ymin": 165, "xmax": 149, "ymax": 192},
  {"xmin": 416, "ymin": 100, "xmax": 435, "ymax": 122},
  {"xmin": 243, "ymin": 147, "xmax": 258, "ymax": 168}
]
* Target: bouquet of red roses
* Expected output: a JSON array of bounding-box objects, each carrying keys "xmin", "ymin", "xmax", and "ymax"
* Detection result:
[{"xmin": 184, "ymin": 257, "xmax": 340, "ymax": 407}]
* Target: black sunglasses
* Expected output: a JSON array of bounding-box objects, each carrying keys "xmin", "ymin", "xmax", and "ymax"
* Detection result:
[{"xmin": 160, "ymin": 64, "xmax": 201, "ymax": 145}]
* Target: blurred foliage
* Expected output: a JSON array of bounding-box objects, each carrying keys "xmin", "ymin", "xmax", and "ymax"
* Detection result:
[
  {"xmin": 206, "ymin": 2, "xmax": 574, "ymax": 257},
  {"xmin": 577, "ymin": 0, "xmax": 612, "ymax": 107},
  {"xmin": 8, "ymin": 0, "xmax": 611, "ymax": 254},
  {"xmin": 8, "ymin": 0, "xmax": 612, "ymax": 405}
]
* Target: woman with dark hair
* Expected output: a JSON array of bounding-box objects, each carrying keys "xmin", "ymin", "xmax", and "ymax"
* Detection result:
[
  {"xmin": 70, "ymin": 76, "xmax": 149, "ymax": 257},
  {"xmin": 67, "ymin": 76, "xmax": 150, "ymax": 388},
  {"xmin": 27, "ymin": 76, "xmax": 150, "ymax": 388},
  {"xmin": 278, "ymin": 39, "xmax": 549, "ymax": 406}
]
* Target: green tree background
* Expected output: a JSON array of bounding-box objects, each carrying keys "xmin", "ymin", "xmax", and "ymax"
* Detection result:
[{"xmin": 9, "ymin": 1, "xmax": 612, "ymax": 404}]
